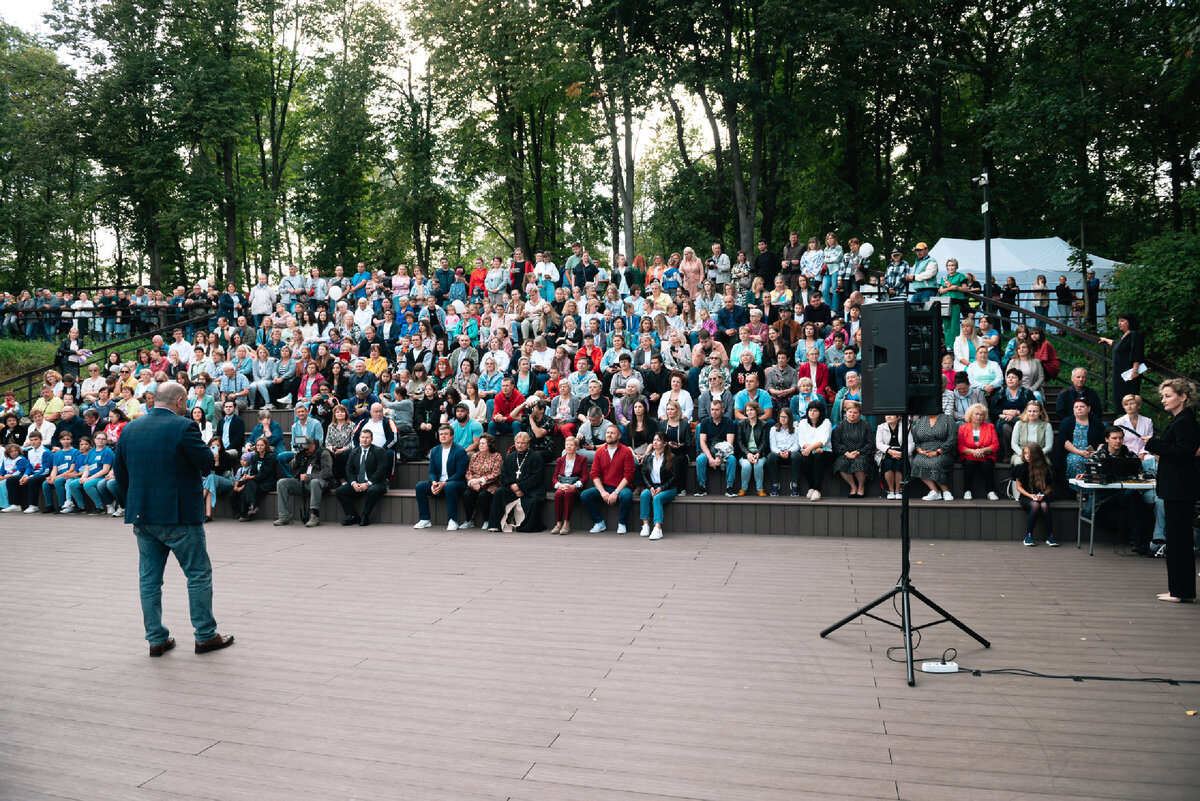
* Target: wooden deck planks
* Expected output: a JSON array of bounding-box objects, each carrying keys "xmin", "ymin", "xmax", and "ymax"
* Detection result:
[{"xmin": 0, "ymin": 515, "xmax": 1197, "ymax": 801}]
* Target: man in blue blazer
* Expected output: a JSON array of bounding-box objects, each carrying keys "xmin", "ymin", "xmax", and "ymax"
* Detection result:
[
  {"xmin": 413, "ymin": 425, "xmax": 469, "ymax": 530},
  {"xmin": 113, "ymin": 381, "xmax": 234, "ymax": 657}
]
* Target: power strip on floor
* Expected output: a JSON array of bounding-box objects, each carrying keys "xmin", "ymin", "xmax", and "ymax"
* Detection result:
[{"xmin": 921, "ymin": 661, "xmax": 960, "ymax": 673}]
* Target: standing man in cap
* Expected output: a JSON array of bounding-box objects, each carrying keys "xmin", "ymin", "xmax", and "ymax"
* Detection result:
[
  {"xmin": 883, "ymin": 249, "xmax": 909, "ymax": 298},
  {"xmin": 113, "ymin": 381, "xmax": 234, "ymax": 657},
  {"xmin": 275, "ymin": 435, "xmax": 331, "ymax": 527},
  {"xmin": 906, "ymin": 242, "xmax": 939, "ymax": 304}
]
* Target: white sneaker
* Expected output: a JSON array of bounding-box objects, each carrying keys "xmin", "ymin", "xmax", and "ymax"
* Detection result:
[
  {"xmin": 446, "ymin": 520, "xmax": 458, "ymax": 531},
  {"xmin": 413, "ymin": 519, "xmax": 432, "ymax": 529},
  {"xmin": 60, "ymin": 501, "xmax": 76, "ymax": 514},
  {"xmin": 963, "ymin": 491, "xmax": 973, "ymax": 500},
  {"xmin": 616, "ymin": 524, "xmax": 627, "ymax": 534},
  {"xmin": 806, "ymin": 489, "xmax": 815, "ymax": 499},
  {"xmin": 810, "ymin": 491, "xmax": 821, "ymax": 501},
  {"xmin": 987, "ymin": 491, "xmax": 1000, "ymax": 501},
  {"xmin": 923, "ymin": 490, "xmax": 941, "ymax": 501},
  {"xmin": 23, "ymin": 505, "xmax": 38, "ymax": 513},
  {"xmin": 942, "ymin": 491, "xmax": 954, "ymax": 501},
  {"xmin": 105, "ymin": 502, "xmax": 116, "ymax": 515},
  {"xmin": 887, "ymin": 492, "xmax": 897, "ymax": 500},
  {"xmin": 111, "ymin": 506, "xmax": 124, "ymax": 517},
  {"xmin": 639, "ymin": 523, "xmax": 651, "ymax": 538},
  {"xmin": 589, "ymin": 522, "xmax": 607, "ymax": 533},
  {"xmin": 1, "ymin": 504, "xmax": 20, "ymax": 512},
  {"xmin": 649, "ymin": 526, "xmax": 663, "ymax": 541},
  {"xmin": 457, "ymin": 521, "xmax": 474, "ymax": 530}
]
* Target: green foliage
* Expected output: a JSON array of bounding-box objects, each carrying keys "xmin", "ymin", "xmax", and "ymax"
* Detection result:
[
  {"xmin": 0, "ymin": 0, "xmax": 1192, "ymax": 292},
  {"xmin": 1104, "ymin": 232, "xmax": 1200, "ymax": 378},
  {"xmin": 0, "ymin": 340, "xmax": 57, "ymax": 383}
]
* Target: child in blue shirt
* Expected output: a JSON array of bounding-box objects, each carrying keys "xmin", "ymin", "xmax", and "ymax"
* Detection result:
[{"xmin": 662, "ymin": 264, "xmax": 682, "ymax": 298}]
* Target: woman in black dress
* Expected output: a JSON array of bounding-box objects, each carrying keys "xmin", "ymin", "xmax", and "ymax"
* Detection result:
[
  {"xmin": 1099, "ymin": 313, "xmax": 1144, "ymax": 415},
  {"xmin": 832, "ymin": 401, "xmax": 875, "ymax": 497},
  {"xmin": 1142, "ymin": 378, "xmax": 1200, "ymax": 603}
]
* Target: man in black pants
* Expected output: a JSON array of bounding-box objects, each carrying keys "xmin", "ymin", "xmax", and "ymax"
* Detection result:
[{"xmin": 335, "ymin": 429, "xmax": 391, "ymax": 527}]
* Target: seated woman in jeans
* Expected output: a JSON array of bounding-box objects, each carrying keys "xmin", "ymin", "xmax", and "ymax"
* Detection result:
[{"xmin": 637, "ymin": 432, "xmax": 677, "ymax": 541}]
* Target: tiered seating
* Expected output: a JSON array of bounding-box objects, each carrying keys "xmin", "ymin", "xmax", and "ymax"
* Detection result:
[{"xmin": 218, "ymin": 408, "xmax": 1080, "ymax": 538}]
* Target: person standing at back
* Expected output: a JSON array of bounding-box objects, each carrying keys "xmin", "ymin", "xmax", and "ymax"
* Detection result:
[{"xmin": 113, "ymin": 381, "xmax": 235, "ymax": 657}]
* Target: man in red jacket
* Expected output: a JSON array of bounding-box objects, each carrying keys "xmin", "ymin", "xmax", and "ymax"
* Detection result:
[
  {"xmin": 488, "ymin": 377, "xmax": 525, "ymax": 437},
  {"xmin": 580, "ymin": 425, "xmax": 636, "ymax": 533}
]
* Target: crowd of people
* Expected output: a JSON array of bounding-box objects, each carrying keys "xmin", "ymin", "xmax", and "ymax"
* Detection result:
[{"xmin": 0, "ymin": 238, "xmax": 1192, "ymax": 564}]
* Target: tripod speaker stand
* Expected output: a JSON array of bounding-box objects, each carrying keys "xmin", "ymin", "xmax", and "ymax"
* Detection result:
[{"xmin": 819, "ymin": 301, "xmax": 990, "ymax": 685}]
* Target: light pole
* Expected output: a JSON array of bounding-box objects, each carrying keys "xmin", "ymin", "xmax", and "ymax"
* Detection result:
[{"xmin": 973, "ymin": 170, "xmax": 992, "ymax": 295}]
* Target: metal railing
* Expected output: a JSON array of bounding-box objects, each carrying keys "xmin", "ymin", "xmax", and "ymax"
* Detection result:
[{"xmin": 0, "ymin": 311, "xmax": 220, "ymax": 414}]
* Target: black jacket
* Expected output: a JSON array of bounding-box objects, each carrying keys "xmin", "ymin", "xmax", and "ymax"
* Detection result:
[
  {"xmin": 246, "ymin": 451, "xmax": 279, "ymax": 488},
  {"xmin": 345, "ymin": 444, "xmax": 392, "ymax": 486},
  {"xmin": 735, "ymin": 419, "xmax": 772, "ymax": 458},
  {"xmin": 637, "ymin": 451, "xmax": 677, "ymax": 489},
  {"xmin": 1147, "ymin": 407, "xmax": 1200, "ymax": 502}
]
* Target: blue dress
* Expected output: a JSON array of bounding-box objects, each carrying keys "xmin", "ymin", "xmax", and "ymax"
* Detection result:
[{"xmin": 1066, "ymin": 421, "xmax": 1091, "ymax": 478}]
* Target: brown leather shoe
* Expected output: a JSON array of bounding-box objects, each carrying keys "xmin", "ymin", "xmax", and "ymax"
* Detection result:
[
  {"xmin": 149, "ymin": 637, "xmax": 176, "ymax": 657},
  {"xmin": 195, "ymin": 634, "xmax": 235, "ymax": 654}
]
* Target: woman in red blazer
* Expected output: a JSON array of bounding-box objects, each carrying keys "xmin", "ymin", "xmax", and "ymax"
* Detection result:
[
  {"xmin": 796, "ymin": 345, "xmax": 830, "ymax": 400},
  {"xmin": 957, "ymin": 403, "xmax": 1000, "ymax": 501},
  {"xmin": 551, "ymin": 435, "xmax": 590, "ymax": 535}
]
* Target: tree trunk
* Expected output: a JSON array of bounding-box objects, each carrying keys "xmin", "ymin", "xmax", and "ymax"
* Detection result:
[{"xmin": 222, "ymin": 139, "xmax": 237, "ymax": 286}]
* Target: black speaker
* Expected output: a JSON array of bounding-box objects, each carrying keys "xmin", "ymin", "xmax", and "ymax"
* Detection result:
[{"xmin": 862, "ymin": 301, "xmax": 943, "ymax": 415}]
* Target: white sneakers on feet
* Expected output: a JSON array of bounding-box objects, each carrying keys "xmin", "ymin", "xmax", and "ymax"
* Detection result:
[
  {"xmin": 942, "ymin": 491, "xmax": 954, "ymax": 501},
  {"xmin": 589, "ymin": 522, "xmax": 607, "ymax": 533},
  {"xmin": 923, "ymin": 490, "xmax": 941, "ymax": 501},
  {"xmin": 457, "ymin": 521, "xmax": 474, "ymax": 529},
  {"xmin": 413, "ymin": 519, "xmax": 432, "ymax": 529},
  {"xmin": 806, "ymin": 489, "xmax": 815, "ymax": 499},
  {"xmin": 639, "ymin": 523, "xmax": 651, "ymax": 538},
  {"xmin": 111, "ymin": 506, "xmax": 124, "ymax": 517},
  {"xmin": 987, "ymin": 491, "xmax": 1000, "ymax": 501},
  {"xmin": 105, "ymin": 501, "xmax": 116, "ymax": 515},
  {"xmin": 1, "ymin": 504, "xmax": 20, "ymax": 512},
  {"xmin": 649, "ymin": 526, "xmax": 663, "ymax": 541},
  {"xmin": 23, "ymin": 505, "xmax": 38, "ymax": 513},
  {"xmin": 446, "ymin": 520, "xmax": 458, "ymax": 531},
  {"xmin": 616, "ymin": 524, "xmax": 627, "ymax": 534},
  {"xmin": 810, "ymin": 491, "xmax": 821, "ymax": 501},
  {"xmin": 963, "ymin": 491, "xmax": 973, "ymax": 500},
  {"xmin": 59, "ymin": 502, "xmax": 76, "ymax": 514}
]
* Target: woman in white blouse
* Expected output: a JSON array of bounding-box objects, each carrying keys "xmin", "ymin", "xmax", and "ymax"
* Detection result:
[
  {"xmin": 796, "ymin": 400, "xmax": 833, "ymax": 500},
  {"xmin": 657, "ymin": 371, "xmax": 694, "ymax": 421},
  {"xmin": 765, "ymin": 407, "xmax": 801, "ymax": 496},
  {"xmin": 1114, "ymin": 393, "xmax": 1153, "ymax": 456}
]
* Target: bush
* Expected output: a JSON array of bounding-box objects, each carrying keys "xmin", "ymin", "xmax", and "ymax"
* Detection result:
[{"xmin": 1103, "ymin": 232, "xmax": 1200, "ymax": 378}]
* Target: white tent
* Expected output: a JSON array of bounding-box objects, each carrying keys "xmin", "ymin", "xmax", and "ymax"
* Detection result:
[{"xmin": 927, "ymin": 237, "xmax": 1123, "ymax": 287}]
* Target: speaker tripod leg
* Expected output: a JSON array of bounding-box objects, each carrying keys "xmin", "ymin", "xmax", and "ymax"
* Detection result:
[
  {"xmin": 819, "ymin": 585, "xmax": 902, "ymax": 638},
  {"xmin": 908, "ymin": 585, "xmax": 991, "ymax": 648}
]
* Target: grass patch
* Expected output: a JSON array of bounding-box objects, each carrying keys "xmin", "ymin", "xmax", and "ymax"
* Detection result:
[{"xmin": 0, "ymin": 340, "xmax": 57, "ymax": 383}]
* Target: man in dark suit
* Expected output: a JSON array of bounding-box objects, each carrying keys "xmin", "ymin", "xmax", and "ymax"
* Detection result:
[
  {"xmin": 214, "ymin": 399, "xmax": 246, "ymax": 470},
  {"xmin": 413, "ymin": 425, "xmax": 469, "ymax": 530},
  {"xmin": 113, "ymin": 381, "xmax": 234, "ymax": 657},
  {"xmin": 334, "ymin": 428, "xmax": 391, "ymax": 526}
]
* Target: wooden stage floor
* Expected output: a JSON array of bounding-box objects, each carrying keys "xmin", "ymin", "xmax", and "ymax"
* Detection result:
[{"xmin": 1, "ymin": 516, "xmax": 1198, "ymax": 800}]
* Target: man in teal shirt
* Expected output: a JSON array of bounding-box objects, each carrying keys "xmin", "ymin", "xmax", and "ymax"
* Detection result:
[{"xmin": 907, "ymin": 242, "xmax": 939, "ymax": 304}]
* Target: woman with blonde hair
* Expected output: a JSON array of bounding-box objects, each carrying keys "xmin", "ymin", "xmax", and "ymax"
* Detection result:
[
  {"xmin": 957, "ymin": 403, "xmax": 1000, "ymax": 500},
  {"xmin": 1142, "ymin": 378, "xmax": 1199, "ymax": 602},
  {"xmin": 1010, "ymin": 400, "xmax": 1054, "ymax": 465}
]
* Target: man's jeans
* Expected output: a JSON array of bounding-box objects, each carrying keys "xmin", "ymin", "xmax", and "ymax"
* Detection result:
[
  {"xmin": 135, "ymin": 524, "xmax": 217, "ymax": 646},
  {"xmin": 581, "ymin": 483, "xmax": 633, "ymax": 527},
  {"xmin": 695, "ymin": 452, "xmax": 736, "ymax": 490},
  {"xmin": 416, "ymin": 480, "xmax": 466, "ymax": 522}
]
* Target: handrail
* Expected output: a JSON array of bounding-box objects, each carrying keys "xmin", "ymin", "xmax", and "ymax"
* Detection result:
[{"xmin": 0, "ymin": 311, "xmax": 219, "ymax": 414}]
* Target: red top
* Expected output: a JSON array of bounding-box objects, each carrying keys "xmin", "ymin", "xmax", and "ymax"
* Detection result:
[
  {"xmin": 797, "ymin": 362, "xmax": 829, "ymax": 396},
  {"xmin": 1034, "ymin": 340, "xmax": 1060, "ymax": 380},
  {"xmin": 468, "ymin": 269, "xmax": 487, "ymax": 294},
  {"xmin": 957, "ymin": 422, "xmax": 999, "ymax": 463},
  {"xmin": 492, "ymin": 388, "xmax": 526, "ymax": 422},
  {"xmin": 591, "ymin": 443, "xmax": 636, "ymax": 488},
  {"xmin": 553, "ymin": 454, "xmax": 590, "ymax": 487}
]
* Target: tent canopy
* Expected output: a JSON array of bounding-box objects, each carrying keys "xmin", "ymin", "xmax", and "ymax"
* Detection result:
[{"xmin": 927, "ymin": 237, "xmax": 1123, "ymax": 289}]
